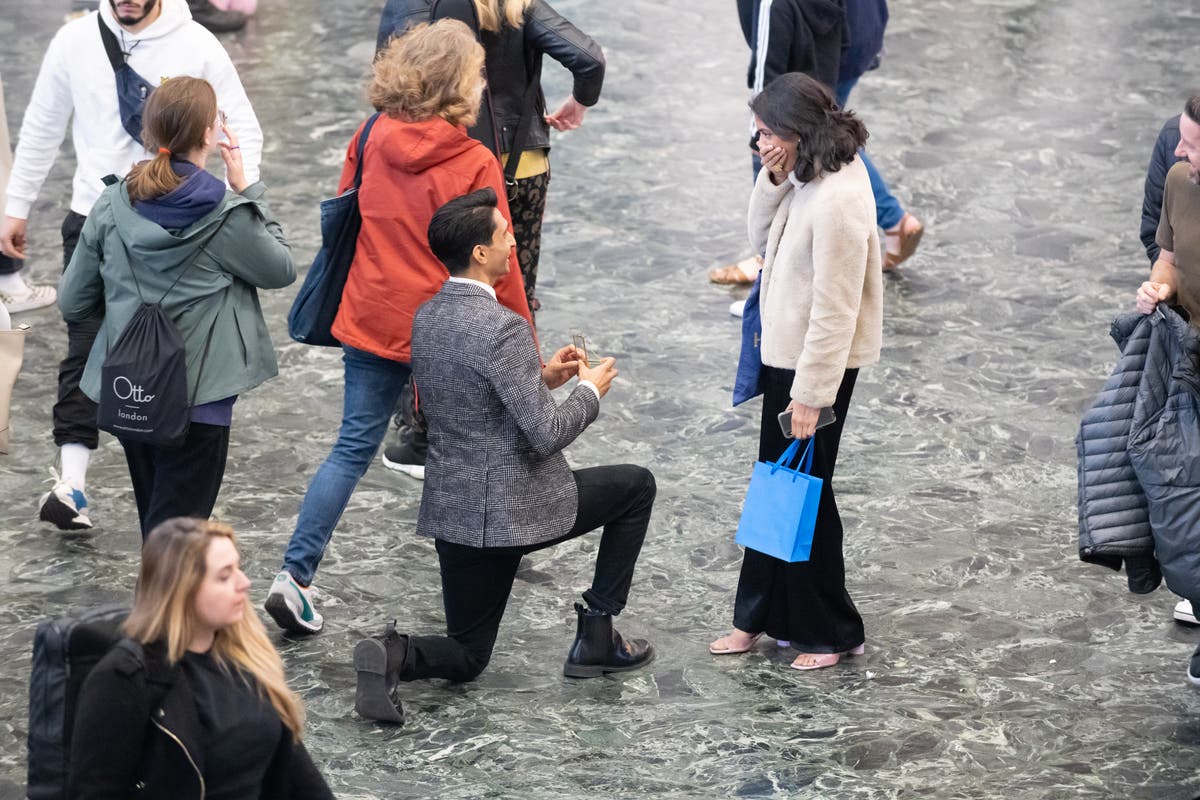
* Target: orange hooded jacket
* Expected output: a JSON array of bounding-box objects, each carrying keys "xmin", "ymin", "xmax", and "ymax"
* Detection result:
[{"xmin": 330, "ymin": 113, "xmax": 532, "ymax": 362}]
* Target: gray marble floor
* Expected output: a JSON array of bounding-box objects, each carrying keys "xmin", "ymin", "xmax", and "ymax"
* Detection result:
[{"xmin": 3, "ymin": 0, "xmax": 1200, "ymax": 797}]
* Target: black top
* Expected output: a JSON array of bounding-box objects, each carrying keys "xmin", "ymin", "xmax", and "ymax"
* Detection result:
[
  {"xmin": 182, "ymin": 650, "xmax": 284, "ymax": 800},
  {"xmin": 68, "ymin": 638, "xmax": 333, "ymax": 800}
]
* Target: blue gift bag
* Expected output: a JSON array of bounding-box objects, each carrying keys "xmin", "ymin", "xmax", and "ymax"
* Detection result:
[{"xmin": 735, "ymin": 437, "xmax": 822, "ymax": 562}]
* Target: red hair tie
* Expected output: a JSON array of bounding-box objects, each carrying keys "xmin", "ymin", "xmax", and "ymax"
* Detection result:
[{"xmin": 158, "ymin": 147, "xmax": 171, "ymax": 155}]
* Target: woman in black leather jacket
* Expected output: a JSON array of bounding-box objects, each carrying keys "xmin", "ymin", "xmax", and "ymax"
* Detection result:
[
  {"xmin": 68, "ymin": 518, "xmax": 333, "ymax": 800},
  {"xmin": 379, "ymin": 0, "xmax": 605, "ymax": 313}
]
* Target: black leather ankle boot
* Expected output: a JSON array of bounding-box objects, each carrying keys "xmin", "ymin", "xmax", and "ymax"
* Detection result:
[
  {"xmin": 563, "ymin": 602, "xmax": 655, "ymax": 678},
  {"xmin": 353, "ymin": 620, "xmax": 407, "ymax": 723}
]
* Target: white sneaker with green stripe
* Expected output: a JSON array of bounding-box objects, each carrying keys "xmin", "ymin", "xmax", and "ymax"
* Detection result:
[{"xmin": 265, "ymin": 571, "xmax": 324, "ymax": 634}]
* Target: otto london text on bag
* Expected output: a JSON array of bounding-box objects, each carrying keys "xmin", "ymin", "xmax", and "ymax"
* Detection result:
[
  {"xmin": 96, "ymin": 215, "xmax": 229, "ymax": 448},
  {"xmin": 287, "ymin": 112, "xmax": 381, "ymax": 347},
  {"xmin": 735, "ymin": 437, "xmax": 823, "ymax": 562}
]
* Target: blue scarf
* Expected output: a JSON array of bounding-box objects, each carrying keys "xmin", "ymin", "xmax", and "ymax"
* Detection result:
[{"xmin": 133, "ymin": 160, "xmax": 226, "ymax": 229}]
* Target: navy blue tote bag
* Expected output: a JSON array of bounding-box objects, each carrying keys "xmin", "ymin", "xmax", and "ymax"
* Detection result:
[
  {"xmin": 287, "ymin": 113, "xmax": 381, "ymax": 346},
  {"xmin": 732, "ymin": 272, "xmax": 763, "ymax": 406}
]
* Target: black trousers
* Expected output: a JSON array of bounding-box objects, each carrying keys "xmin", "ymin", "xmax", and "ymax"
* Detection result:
[
  {"xmin": 54, "ymin": 210, "xmax": 102, "ymax": 448},
  {"xmin": 732, "ymin": 366, "xmax": 864, "ymax": 653},
  {"xmin": 120, "ymin": 422, "xmax": 230, "ymax": 539},
  {"xmin": 400, "ymin": 464, "xmax": 655, "ymax": 683},
  {"xmin": 0, "ymin": 252, "xmax": 19, "ymax": 275}
]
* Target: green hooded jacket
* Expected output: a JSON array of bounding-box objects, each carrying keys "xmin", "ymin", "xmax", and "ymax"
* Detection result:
[{"xmin": 58, "ymin": 179, "xmax": 295, "ymax": 407}]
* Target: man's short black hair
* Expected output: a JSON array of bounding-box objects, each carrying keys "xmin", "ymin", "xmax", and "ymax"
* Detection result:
[
  {"xmin": 1186, "ymin": 91, "xmax": 1200, "ymax": 126},
  {"xmin": 428, "ymin": 188, "xmax": 500, "ymax": 275}
]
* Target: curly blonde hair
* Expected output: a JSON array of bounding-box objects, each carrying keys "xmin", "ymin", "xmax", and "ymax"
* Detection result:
[{"xmin": 369, "ymin": 20, "xmax": 485, "ymax": 127}]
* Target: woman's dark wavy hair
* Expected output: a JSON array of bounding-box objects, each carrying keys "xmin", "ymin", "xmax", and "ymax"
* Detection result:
[{"xmin": 750, "ymin": 73, "xmax": 868, "ymax": 183}]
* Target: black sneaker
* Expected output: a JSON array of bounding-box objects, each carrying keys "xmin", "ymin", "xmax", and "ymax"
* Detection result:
[
  {"xmin": 381, "ymin": 428, "xmax": 427, "ymax": 480},
  {"xmin": 187, "ymin": 0, "xmax": 247, "ymax": 32}
]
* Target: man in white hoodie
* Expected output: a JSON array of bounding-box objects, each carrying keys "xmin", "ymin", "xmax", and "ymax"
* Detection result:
[{"xmin": 0, "ymin": 0, "xmax": 262, "ymax": 530}]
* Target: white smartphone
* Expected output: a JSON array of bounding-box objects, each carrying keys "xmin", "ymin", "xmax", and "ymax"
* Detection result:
[{"xmin": 777, "ymin": 407, "xmax": 837, "ymax": 439}]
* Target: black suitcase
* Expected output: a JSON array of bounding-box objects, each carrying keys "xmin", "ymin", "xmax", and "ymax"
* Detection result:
[{"xmin": 27, "ymin": 604, "xmax": 129, "ymax": 800}]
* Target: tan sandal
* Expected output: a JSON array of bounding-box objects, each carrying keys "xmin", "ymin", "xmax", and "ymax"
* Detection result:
[
  {"xmin": 708, "ymin": 255, "xmax": 762, "ymax": 285},
  {"xmin": 883, "ymin": 212, "xmax": 924, "ymax": 271}
]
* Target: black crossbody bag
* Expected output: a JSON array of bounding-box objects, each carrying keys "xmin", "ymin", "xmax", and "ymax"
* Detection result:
[{"xmin": 97, "ymin": 14, "xmax": 156, "ymax": 144}]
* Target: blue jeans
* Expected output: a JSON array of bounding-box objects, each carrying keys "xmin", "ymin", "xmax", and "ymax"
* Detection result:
[
  {"xmin": 835, "ymin": 77, "xmax": 905, "ymax": 231},
  {"xmin": 282, "ymin": 345, "xmax": 411, "ymax": 585}
]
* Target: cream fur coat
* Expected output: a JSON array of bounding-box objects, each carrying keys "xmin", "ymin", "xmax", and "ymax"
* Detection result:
[{"xmin": 749, "ymin": 156, "xmax": 882, "ymax": 407}]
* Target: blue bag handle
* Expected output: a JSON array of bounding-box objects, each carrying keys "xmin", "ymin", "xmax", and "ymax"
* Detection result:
[
  {"xmin": 769, "ymin": 437, "xmax": 815, "ymax": 477},
  {"xmin": 352, "ymin": 113, "xmax": 382, "ymax": 190}
]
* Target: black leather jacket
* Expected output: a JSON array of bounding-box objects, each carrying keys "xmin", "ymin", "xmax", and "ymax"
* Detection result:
[
  {"xmin": 379, "ymin": 0, "xmax": 605, "ymax": 157},
  {"xmin": 68, "ymin": 639, "xmax": 333, "ymax": 800}
]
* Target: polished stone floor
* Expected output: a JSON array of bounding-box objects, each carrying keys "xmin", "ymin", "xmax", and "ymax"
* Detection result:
[{"xmin": 3, "ymin": 0, "xmax": 1200, "ymax": 797}]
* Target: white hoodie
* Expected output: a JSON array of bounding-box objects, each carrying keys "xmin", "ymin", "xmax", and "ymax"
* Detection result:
[{"xmin": 6, "ymin": 0, "xmax": 263, "ymax": 220}]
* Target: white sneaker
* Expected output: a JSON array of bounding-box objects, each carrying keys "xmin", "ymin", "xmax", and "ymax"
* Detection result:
[
  {"xmin": 264, "ymin": 570, "xmax": 324, "ymax": 634},
  {"xmin": 38, "ymin": 468, "xmax": 93, "ymax": 530},
  {"xmin": 381, "ymin": 445, "xmax": 425, "ymax": 480},
  {"xmin": 0, "ymin": 279, "xmax": 57, "ymax": 313},
  {"xmin": 729, "ymin": 299, "xmax": 746, "ymax": 318},
  {"xmin": 1175, "ymin": 599, "xmax": 1198, "ymax": 626}
]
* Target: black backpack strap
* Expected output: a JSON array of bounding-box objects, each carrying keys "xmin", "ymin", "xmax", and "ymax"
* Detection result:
[
  {"xmin": 155, "ymin": 210, "xmax": 235, "ymax": 305},
  {"xmin": 187, "ymin": 316, "xmax": 219, "ymax": 411},
  {"xmin": 351, "ymin": 112, "xmax": 383, "ymax": 190},
  {"xmin": 97, "ymin": 14, "xmax": 126, "ymax": 72}
]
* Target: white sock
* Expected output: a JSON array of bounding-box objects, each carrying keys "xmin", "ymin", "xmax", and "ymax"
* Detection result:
[
  {"xmin": 0, "ymin": 300, "xmax": 10, "ymax": 331},
  {"xmin": 0, "ymin": 271, "xmax": 26, "ymax": 295},
  {"xmin": 60, "ymin": 443, "xmax": 91, "ymax": 491}
]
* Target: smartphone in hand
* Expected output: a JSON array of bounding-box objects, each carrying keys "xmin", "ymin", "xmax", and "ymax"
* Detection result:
[{"xmin": 777, "ymin": 407, "xmax": 837, "ymax": 439}]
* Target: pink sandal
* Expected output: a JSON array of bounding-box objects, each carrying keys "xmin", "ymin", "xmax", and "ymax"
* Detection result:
[
  {"xmin": 709, "ymin": 632, "xmax": 763, "ymax": 655},
  {"xmin": 790, "ymin": 643, "xmax": 865, "ymax": 671}
]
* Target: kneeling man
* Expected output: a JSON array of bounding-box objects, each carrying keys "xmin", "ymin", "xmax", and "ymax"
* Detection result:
[{"xmin": 354, "ymin": 188, "xmax": 656, "ymax": 723}]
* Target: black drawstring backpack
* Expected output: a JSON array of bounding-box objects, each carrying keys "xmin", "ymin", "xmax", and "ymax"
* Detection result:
[{"xmin": 97, "ymin": 216, "xmax": 229, "ymax": 449}]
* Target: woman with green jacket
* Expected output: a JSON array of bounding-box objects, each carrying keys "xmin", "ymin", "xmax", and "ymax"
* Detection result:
[{"xmin": 58, "ymin": 76, "xmax": 294, "ymax": 538}]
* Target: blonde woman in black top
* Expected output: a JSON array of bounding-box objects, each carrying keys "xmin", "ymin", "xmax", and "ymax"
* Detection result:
[{"xmin": 69, "ymin": 518, "xmax": 332, "ymax": 800}]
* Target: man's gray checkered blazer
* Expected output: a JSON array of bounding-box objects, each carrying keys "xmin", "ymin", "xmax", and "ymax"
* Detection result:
[{"xmin": 411, "ymin": 280, "xmax": 600, "ymax": 548}]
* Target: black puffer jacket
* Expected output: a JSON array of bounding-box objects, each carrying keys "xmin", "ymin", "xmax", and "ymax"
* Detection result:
[
  {"xmin": 68, "ymin": 639, "xmax": 333, "ymax": 800},
  {"xmin": 1077, "ymin": 306, "xmax": 1200, "ymax": 600},
  {"xmin": 379, "ymin": 0, "xmax": 605, "ymax": 157}
]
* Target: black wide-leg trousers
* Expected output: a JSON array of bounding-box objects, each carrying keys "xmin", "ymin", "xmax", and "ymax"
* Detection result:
[{"xmin": 732, "ymin": 366, "xmax": 864, "ymax": 654}]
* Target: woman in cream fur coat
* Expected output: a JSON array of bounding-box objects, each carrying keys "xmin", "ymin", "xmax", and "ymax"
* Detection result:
[{"xmin": 711, "ymin": 73, "xmax": 882, "ymax": 671}]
